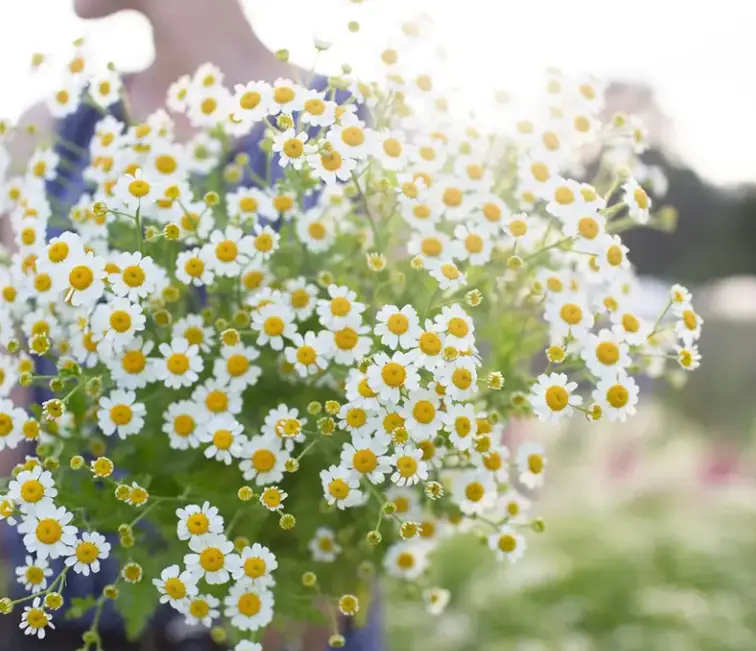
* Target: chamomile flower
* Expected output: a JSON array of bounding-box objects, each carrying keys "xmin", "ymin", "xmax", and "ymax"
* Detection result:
[
  {"xmin": 272, "ymin": 128, "xmax": 309, "ymax": 170},
  {"xmin": 213, "ymin": 344, "xmax": 262, "ymax": 392},
  {"xmin": 544, "ymin": 295, "xmax": 594, "ymax": 339},
  {"xmin": 231, "ymin": 81, "xmax": 273, "ymax": 126},
  {"xmin": 423, "ymin": 587, "xmax": 451, "ymax": 615},
  {"xmin": 163, "ymin": 401, "xmax": 204, "ymax": 451},
  {"xmin": 234, "ymin": 543, "xmax": 278, "ymax": 587},
  {"xmin": 64, "ymin": 250, "xmax": 107, "ymax": 307},
  {"xmin": 675, "ymin": 344, "xmax": 702, "ymax": 371},
  {"xmin": 224, "ymin": 581, "xmax": 274, "ymax": 631},
  {"xmin": 384, "ymin": 542, "xmax": 428, "ymax": 580},
  {"xmin": 185, "ymin": 533, "xmax": 240, "ymax": 585},
  {"xmin": 176, "ymin": 247, "xmax": 215, "ymax": 286},
  {"xmin": 269, "ymin": 78, "xmax": 306, "ymax": 114},
  {"xmin": 328, "ymin": 118, "xmax": 374, "ymax": 160},
  {"xmin": 516, "ymin": 442, "xmax": 547, "ymax": 489},
  {"xmin": 344, "ymin": 369, "xmax": 381, "ymax": 410},
  {"xmin": 283, "ymin": 277, "xmax": 318, "ymax": 321},
  {"xmin": 623, "ymin": 179, "xmax": 652, "ymax": 224},
  {"xmin": 16, "ymin": 556, "xmax": 52, "ymax": 593},
  {"xmin": 442, "ymin": 403, "xmax": 478, "ymax": 450},
  {"xmin": 113, "ymin": 168, "xmax": 161, "ymax": 210},
  {"xmin": 91, "ymin": 298, "xmax": 146, "ymax": 357},
  {"xmin": 252, "ymin": 303, "xmax": 296, "ymax": 351},
  {"xmin": 400, "ymin": 390, "xmax": 443, "ymax": 441},
  {"xmin": 375, "ymin": 304, "xmax": 421, "ymax": 350},
  {"xmin": 453, "ymin": 223, "xmax": 493, "ymax": 266},
  {"xmin": 390, "ymin": 445, "xmax": 428, "ymax": 487},
  {"xmin": 320, "ymin": 465, "xmax": 363, "ymax": 509},
  {"xmin": 155, "ymin": 338, "xmax": 204, "ymax": 389},
  {"xmin": 406, "ymin": 321, "xmax": 445, "ymax": 371},
  {"xmin": 307, "ymin": 142, "xmax": 357, "ymax": 185},
  {"xmin": 376, "ymin": 129, "xmax": 414, "ymax": 171},
  {"xmin": 323, "ymin": 323, "xmax": 372, "ymax": 366},
  {"xmin": 97, "ymin": 389, "xmax": 145, "ymax": 439},
  {"xmin": 592, "ymin": 374, "xmax": 639, "ymax": 422},
  {"xmin": 300, "ymin": 90, "xmax": 337, "ymax": 127},
  {"xmin": 65, "ymin": 531, "xmax": 111, "ymax": 576},
  {"xmin": 428, "ymin": 259, "xmax": 467, "ymax": 292},
  {"xmin": 200, "ymin": 415, "xmax": 246, "ymax": 465},
  {"xmin": 8, "ymin": 466, "xmax": 57, "ymax": 514},
  {"xmin": 675, "ymin": 307, "xmax": 703, "ymax": 345},
  {"xmin": 316, "ymin": 284, "xmax": 366, "ymax": 330},
  {"xmin": 438, "ymin": 355, "xmax": 479, "ymax": 401},
  {"xmin": 261, "ymin": 404, "xmax": 306, "ymax": 450},
  {"xmin": 529, "ymin": 373, "xmax": 582, "ymax": 421},
  {"xmin": 108, "ymin": 251, "xmax": 158, "ymax": 301},
  {"xmin": 183, "ymin": 593, "xmax": 220, "ymax": 628},
  {"xmin": 452, "ymin": 469, "xmax": 497, "ymax": 515},
  {"xmin": 433, "ymin": 304, "xmax": 475, "ymax": 349},
  {"xmin": 239, "ymin": 436, "xmax": 288, "ymax": 485},
  {"xmin": 176, "ymin": 502, "xmax": 224, "ymax": 542},
  {"xmin": 611, "ymin": 309, "xmax": 652, "ymax": 346},
  {"xmin": 0, "ymin": 398, "xmax": 29, "ymax": 450},
  {"xmin": 18, "ymin": 504, "xmax": 77, "ymax": 560},
  {"xmin": 20, "ymin": 597, "xmax": 54, "ymax": 639},
  {"xmin": 488, "ymin": 525, "xmax": 526, "ymax": 563},
  {"xmin": 284, "ymin": 331, "xmax": 329, "ymax": 377},
  {"xmin": 192, "ymin": 380, "xmax": 242, "ymax": 422},
  {"xmin": 204, "ymin": 226, "xmax": 253, "ymax": 278},
  {"xmin": 154, "ymin": 565, "xmax": 199, "ymax": 609},
  {"xmin": 545, "ymin": 178, "xmax": 585, "ymax": 220},
  {"xmin": 580, "ymin": 329, "xmax": 632, "ymax": 379},
  {"xmin": 227, "ymin": 186, "xmax": 272, "ymax": 223},
  {"xmin": 367, "ymin": 351, "xmax": 420, "ymax": 404},
  {"xmin": 309, "ymin": 527, "xmax": 342, "ymax": 563},
  {"xmin": 341, "ymin": 432, "xmax": 392, "ymax": 485}
]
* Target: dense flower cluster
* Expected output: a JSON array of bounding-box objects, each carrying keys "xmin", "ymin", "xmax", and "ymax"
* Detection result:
[{"xmin": 0, "ymin": 22, "xmax": 701, "ymax": 651}]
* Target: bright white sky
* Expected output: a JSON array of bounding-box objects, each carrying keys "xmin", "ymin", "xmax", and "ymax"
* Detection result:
[{"xmin": 1, "ymin": 0, "xmax": 753, "ymax": 186}]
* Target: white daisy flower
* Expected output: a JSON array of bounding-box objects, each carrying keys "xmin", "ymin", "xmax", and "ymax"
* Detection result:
[
  {"xmin": 251, "ymin": 303, "xmax": 296, "ymax": 351},
  {"xmin": 0, "ymin": 398, "xmax": 30, "ymax": 451},
  {"xmin": 184, "ymin": 533, "xmax": 240, "ymax": 585},
  {"xmin": 320, "ymin": 465, "xmax": 363, "ymax": 509},
  {"xmin": 108, "ymin": 251, "xmax": 158, "ymax": 301},
  {"xmin": 176, "ymin": 501, "xmax": 225, "ymax": 542},
  {"xmin": 299, "ymin": 89, "xmax": 337, "ymax": 127},
  {"xmin": 213, "ymin": 344, "xmax": 261, "ymax": 392},
  {"xmin": 64, "ymin": 531, "xmax": 111, "ymax": 576},
  {"xmin": 153, "ymin": 564, "xmax": 199, "ymax": 610},
  {"xmin": 272, "ymin": 128, "xmax": 309, "ymax": 170},
  {"xmin": 112, "ymin": 167, "xmax": 162, "ymax": 211},
  {"xmin": 376, "ymin": 129, "xmax": 414, "ymax": 171},
  {"xmin": 337, "ymin": 403, "xmax": 373, "ymax": 437},
  {"xmin": 18, "ymin": 503, "xmax": 77, "ymax": 560},
  {"xmin": 544, "ymin": 295, "xmax": 594, "ymax": 340},
  {"xmin": 488, "ymin": 525, "xmax": 527, "ymax": 563},
  {"xmin": 437, "ymin": 355, "xmax": 479, "ymax": 402},
  {"xmin": 283, "ymin": 277, "xmax": 318, "ymax": 321},
  {"xmin": 306, "ymin": 144, "xmax": 357, "ymax": 185},
  {"xmin": 97, "ymin": 389, "xmax": 145, "ymax": 439},
  {"xmin": 239, "ymin": 436, "xmax": 288, "ymax": 486},
  {"xmin": 8, "ymin": 466, "xmax": 57, "ymax": 514},
  {"xmin": 433, "ymin": 304, "xmax": 475, "ymax": 350},
  {"xmin": 234, "ymin": 543, "xmax": 278, "ymax": 587},
  {"xmin": 269, "ymin": 78, "xmax": 306, "ymax": 114},
  {"xmin": 20, "ymin": 597, "xmax": 54, "ymax": 639},
  {"xmin": 106, "ymin": 337, "xmax": 156, "ymax": 390},
  {"xmin": 529, "ymin": 373, "xmax": 582, "ymax": 421},
  {"xmin": 249, "ymin": 223, "xmax": 281, "ymax": 263},
  {"xmin": 499, "ymin": 487, "xmax": 532, "ymax": 524},
  {"xmin": 375, "ymin": 304, "xmax": 421, "ymax": 350},
  {"xmin": 308, "ymin": 527, "xmax": 342, "ymax": 563},
  {"xmin": 224, "ymin": 581, "xmax": 274, "ymax": 632},
  {"xmin": 316, "ymin": 284, "xmax": 366, "ymax": 330},
  {"xmin": 155, "ymin": 338, "xmax": 204, "ymax": 389},
  {"xmin": 322, "ymin": 323, "xmax": 372, "ymax": 366},
  {"xmin": 182, "ymin": 593, "xmax": 221, "ymax": 628},
  {"xmin": 515, "ymin": 442, "xmax": 547, "ymax": 489},
  {"xmin": 427, "ymin": 259, "xmax": 467, "ymax": 292},
  {"xmin": 175, "ymin": 247, "xmax": 216, "ymax": 287},
  {"xmin": 452, "ymin": 469, "xmax": 497, "ymax": 515},
  {"xmin": 15, "ymin": 555, "xmax": 52, "ymax": 593},
  {"xmin": 442, "ymin": 402, "xmax": 478, "ymax": 450},
  {"xmin": 593, "ymin": 374, "xmax": 640, "ymax": 422},
  {"xmin": 261, "ymin": 404, "xmax": 306, "ymax": 452},
  {"xmin": 162, "ymin": 400, "xmax": 204, "ymax": 451},
  {"xmin": 400, "ymin": 390, "xmax": 443, "ymax": 441},
  {"xmin": 327, "ymin": 118, "xmax": 374, "ymax": 160},
  {"xmin": 192, "ymin": 380, "xmax": 242, "ymax": 422},
  {"xmin": 204, "ymin": 226, "xmax": 253, "ymax": 278},
  {"xmin": 580, "ymin": 328, "xmax": 632, "ymax": 379},
  {"xmin": 284, "ymin": 330, "xmax": 329, "ymax": 377},
  {"xmin": 340, "ymin": 432, "xmax": 393, "ymax": 485},
  {"xmin": 173, "ymin": 314, "xmax": 215, "ymax": 354},
  {"xmin": 383, "ymin": 542, "xmax": 428, "ymax": 580},
  {"xmin": 390, "ymin": 445, "xmax": 428, "ymax": 487},
  {"xmin": 295, "ymin": 208, "xmax": 337, "ymax": 253},
  {"xmin": 623, "ymin": 178, "xmax": 652, "ymax": 224},
  {"xmin": 91, "ymin": 297, "xmax": 146, "ymax": 357},
  {"xmin": 231, "ymin": 81, "xmax": 273, "ymax": 126},
  {"xmin": 64, "ymin": 250, "xmax": 106, "ymax": 308},
  {"xmin": 199, "ymin": 414, "xmax": 246, "ymax": 465},
  {"xmin": 366, "ymin": 351, "xmax": 420, "ymax": 404},
  {"xmin": 675, "ymin": 307, "xmax": 703, "ymax": 345}
]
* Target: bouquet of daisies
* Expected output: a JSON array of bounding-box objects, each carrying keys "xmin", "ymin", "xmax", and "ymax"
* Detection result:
[{"xmin": 0, "ymin": 27, "xmax": 702, "ymax": 651}]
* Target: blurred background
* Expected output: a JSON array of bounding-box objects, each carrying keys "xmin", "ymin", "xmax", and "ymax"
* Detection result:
[{"xmin": 4, "ymin": 1, "xmax": 756, "ymax": 649}]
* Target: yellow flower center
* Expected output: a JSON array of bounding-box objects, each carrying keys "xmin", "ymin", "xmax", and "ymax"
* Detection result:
[
  {"xmin": 26, "ymin": 608, "xmax": 49, "ymax": 629},
  {"xmin": 352, "ymin": 449, "xmax": 378, "ymax": 474},
  {"xmin": 20, "ymin": 480, "xmax": 44, "ymax": 503},
  {"xmin": 634, "ymin": 187, "xmax": 649, "ymax": 210},
  {"xmin": 110, "ymin": 404, "xmax": 133, "ymax": 426},
  {"xmin": 255, "ymin": 233, "xmax": 274, "ymax": 253},
  {"xmin": 205, "ymin": 390, "xmax": 228, "ymax": 413},
  {"xmin": 412, "ymin": 400, "xmax": 436, "ymax": 424},
  {"xmin": 606, "ymin": 385, "xmax": 629, "ymax": 408},
  {"xmin": 321, "ymin": 150, "xmax": 342, "ymax": 171},
  {"xmin": 328, "ymin": 478, "xmax": 350, "ymax": 499},
  {"xmin": 341, "ymin": 126, "xmax": 365, "ymax": 147},
  {"xmin": 75, "ymin": 541, "xmax": 99, "ymax": 564},
  {"xmin": 215, "ymin": 240, "xmax": 238, "ymax": 263},
  {"xmin": 128, "ymin": 180, "xmax": 151, "ymax": 198},
  {"xmin": 174, "ymin": 415, "xmax": 195, "ymax": 437},
  {"xmin": 528, "ymin": 454, "xmax": 544, "ymax": 474},
  {"xmin": 396, "ymin": 455, "xmax": 418, "ymax": 478},
  {"xmin": 554, "ymin": 186, "xmax": 574, "ymax": 205},
  {"xmin": 252, "ymin": 449, "xmax": 275, "ymax": 472},
  {"xmin": 358, "ymin": 378, "xmax": 376, "ymax": 398},
  {"xmin": 200, "ymin": 98, "xmax": 217, "ymax": 115},
  {"xmin": 155, "ymin": 155, "xmax": 177, "ymax": 175},
  {"xmin": 283, "ymin": 138, "xmax": 304, "ymax": 158},
  {"xmin": 542, "ymin": 131, "xmax": 560, "ymax": 150},
  {"xmin": 560, "ymin": 303, "xmax": 582, "ymax": 326},
  {"xmin": 682, "ymin": 310, "xmax": 697, "ymax": 330},
  {"xmin": 296, "ymin": 346, "xmax": 317, "ymax": 366},
  {"xmin": 69, "ymin": 265, "xmax": 94, "ymax": 291},
  {"xmin": 441, "ymin": 264, "xmax": 460, "ymax": 280},
  {"xmin": 226, "ymin": 354, "xmax": 250, "ymax": 377},
  {"xmin": 187, "ymin": 513, "xmax": 210, "ymax": 535},
  {"xmin": 109, "ymin": 310, "xmax": 132, "ymax": 333},
  {"xmin": 199, "ymin": 547, "xmax": 224, "ymax": 572},
  {"xmin": 244, "ymin": 557, "xmax": 267, "ymax": 578},
  {"xmin": 452, "ymin": 368, "xmax": 472, "ymax": 389},
  {"xmin": 443, "ymin": 188, "xmax": 463, "ymax": 207},
  {"xmin": 164, "ymin": 577, "xmax": 186, "ymax": 599},
  {"xmin": 465, "ymin": 481, "xmax": 485, "ymax": 502},
  {"xmin": 447, "ymin": 317, "xmax": 469, "ymax": 338},
  {"xmin": 498, "ymin": 535, "xmax": 517, "ymax": 553},
  {"xmin": 167, "ymin": 353, "xmax": 190, "ymax": 375},
  {"xmin": 421, "ymin": 237, "xmax": 442, "ymax": 257},
  {"xmin": 382, "ymin": 137, "xmax": 402, "ymax": 157},
  {"xmin": 263, "ymin": 316, "xmax": 285, "ymax": 337},
  {"xmin": 189, "ymin": 599, "xmax": 210, "ymax": 619},
  {"xmin": 121, "ymin": 350, "xmax": 146, "ymax": 374},
  {"xmin": 25, "ymin": 566, "xmax": 44, "ymax": 585},
  {"xmin": 606, "ymin": 246, "xmax": 623, "ymax": 266},
  {"xmin": 213, "ymin": 429, "xmax": 234, "ymax": 450},
  {"xmin": 622, "ymin": 313, "xmax": 640, "ymax": 333},
  {"xmin": 307, "ymin": 222, "xmax": 326, "ymax": 240},
  {"xmin": 273, "ymin": 195, "xmax": 293, "ymax": 212},
  {"xmin": 122, "ymin": 265, "xmax": 146, "ymax": 288},
  {"xmin": 35, "ymin": 518, "xmax": 62, "ymax": 544},
  {"xmin": 396, "ymin": 552, "xmax": 415, "ymax": 569},
  {"xmin": 455, "ymin": 417, "xmax": 472, "ymax": 437},
  {"xmin": 418, "ymin": 332, "xmax": 442, "ymax": 355},
  {"xmin": 545, "ymin": 386, "xmax": 569, "ymax": 412},
  {"xmin": 237, "ymin": 592, "xmax": 262, "ymax": 616},
  {"xmin": 240, "ymin": 91, "xmax": 261, "ymax": 110},
  {"xmin": 330, "ymin": 297, "xmax": 351, "ymax": 316},
  {"xmin": 274, "ymin": 86, "xmax": 295, "ymax": 104},
  {"xmin": 381, "ymin": 362, "xmax": 406, "ymax": 388},
  {"xmin": 596, "ymin": 342, "xmax": 619, "ymax": 365},
  {"xmin": 387, "ymin": 313, "xmax": 409, "ymax": 335},
  {"xmin": 333, "ymin": 327, "xmax": 357, "ymax": 351}
]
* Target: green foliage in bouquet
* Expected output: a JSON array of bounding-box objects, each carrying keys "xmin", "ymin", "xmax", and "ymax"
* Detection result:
[{"xmin": 0, "ymin": 22, "xmax": 703, "ymax": 651}]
